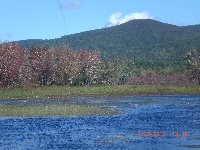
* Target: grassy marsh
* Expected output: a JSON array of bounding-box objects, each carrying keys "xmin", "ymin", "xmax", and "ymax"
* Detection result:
[
  {"xmin": 0, "ymin": 85, "xmax": 199, "ymax": 117},
  {"xmin": 0, "ymin": 85, "xmax": 200, "ymax": 100}
]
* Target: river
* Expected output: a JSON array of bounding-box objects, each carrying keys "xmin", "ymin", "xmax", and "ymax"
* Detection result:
[{"xmin": 0, "ymin": 95, "xmax": 200, "ymax": 150}]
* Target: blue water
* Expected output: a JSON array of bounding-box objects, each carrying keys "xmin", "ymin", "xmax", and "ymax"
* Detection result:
[{"xmin": 0, "ymin": 95, "xmax": 200, "ymax": 150}]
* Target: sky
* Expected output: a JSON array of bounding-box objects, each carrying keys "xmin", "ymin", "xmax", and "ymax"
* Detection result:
[{"xmin": 0, "ymin": 0, "xmax": 200, "ymax": 42}]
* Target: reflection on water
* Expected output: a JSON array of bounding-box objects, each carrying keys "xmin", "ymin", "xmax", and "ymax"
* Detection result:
[
  {"xmin": 0, "ymin": 95, "xmax": 200, "ymax": 149},
  {"xmin": 0, "ymin": 100, "xmax": 26, "ymax": 104}
]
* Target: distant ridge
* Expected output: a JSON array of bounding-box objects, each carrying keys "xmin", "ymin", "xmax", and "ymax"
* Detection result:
[{"xmin": 16, "ymin": 19, "xmax": 200, "ymax": 68}]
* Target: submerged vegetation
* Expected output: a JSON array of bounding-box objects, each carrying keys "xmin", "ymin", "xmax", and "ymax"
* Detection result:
[{"xmin": 0, "ymin": 104, "xmax": 117, "ymax": 117}]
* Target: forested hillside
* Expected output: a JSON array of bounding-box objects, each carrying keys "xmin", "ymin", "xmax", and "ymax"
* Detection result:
[{"xmin": 16, "ymin": 19, "xmax": 200, "ymax": 69}]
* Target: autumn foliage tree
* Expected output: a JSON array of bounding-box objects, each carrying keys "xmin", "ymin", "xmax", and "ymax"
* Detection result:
[
  {"xmin": 1, "ymin": 41, "xmax": 199, "ymax": 88},
  {"xmin": 29, "ymin": 45, "xmax": 54, "ymax": 85},
  {"xmin": 0, "ymin": 42, "xmax": 33, "ymax": 87},
  {"xmin": 14, "ymin": 47, "xmax": 33, "ymax": 87},
  {"xmin": 29, "ymin": 45, "xmax": 102, "ymax": 86},
  {"xmin": 75, "ymin": 49, "xmax": 101, "ymax": 85},
  {"xmin": 184, "ymin": 49, "xmax": 200, "ymax": 85},
  {"xmin": 50, "ymin": 45, "xmax": 78, "ymax": 85}
]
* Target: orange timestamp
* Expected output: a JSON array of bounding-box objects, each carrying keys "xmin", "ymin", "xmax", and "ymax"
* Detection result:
[{"xmin": 137, "ymin": 131, "xmax": 188, "ymax": 137}]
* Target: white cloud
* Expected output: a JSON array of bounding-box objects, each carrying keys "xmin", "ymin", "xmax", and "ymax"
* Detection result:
[
  {"xmin": 107, "ymin": 12, "xmax": 154, "ymax": 27},
  {"xmin": 108, "ymin": 13, "xmax": 121, "ymax": 26},
  {"xmin": 60, "ymin": 1, "xmax": 81, "ymax": 10}
]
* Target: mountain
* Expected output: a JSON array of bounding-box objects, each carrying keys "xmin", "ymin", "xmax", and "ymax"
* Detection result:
[{"xmin": 16, "ymin": 19, "xmax": 200, "ymax": 69}]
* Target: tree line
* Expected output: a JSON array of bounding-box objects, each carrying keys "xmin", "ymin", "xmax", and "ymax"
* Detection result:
[
  {"xmin": 0, "ymin": 42, "xmax": 102, "ymax": 87},
  {"xmin": 0, "ymin": 41, "xmax": 199, "ymax": 88}
]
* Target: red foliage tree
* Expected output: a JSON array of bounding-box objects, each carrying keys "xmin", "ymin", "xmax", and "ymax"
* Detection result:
[
  {"xmin": 51, "ymin": 45, "xmax": 77, "ymax": 85},
  {"xmin": 29, "ymin": 45, "xmax": 54, "ymax": 86},
  {"xmin": 0, "ymin": 42, "xmax": 33, "ymax": 87}
]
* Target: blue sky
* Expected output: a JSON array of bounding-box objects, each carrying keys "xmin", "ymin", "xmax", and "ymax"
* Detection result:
[{"xmin": 0, "ymin": 0, "xmax": 200, "ymax": 41}]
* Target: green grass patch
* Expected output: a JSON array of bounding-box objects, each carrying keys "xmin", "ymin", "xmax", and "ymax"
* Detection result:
[
  {"xmin": 0, "ymin": 85, "xmax": 200, "ymax": 100},
  {"xmin": 0, "ymin": 104, "xmax": 117, "ymax": 117}
]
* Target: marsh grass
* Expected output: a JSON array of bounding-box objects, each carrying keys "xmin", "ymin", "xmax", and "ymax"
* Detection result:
[
  {"xmin": 0, "ymin": 104, "xmax": 117, "ymax": 117},
  {"xmin": 0, "ymin": 85, "xmax": 200, "ymax": 100},
  {"xmin": 0, "ymin": 85, "xmax": 199, "ymax": 117}
]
